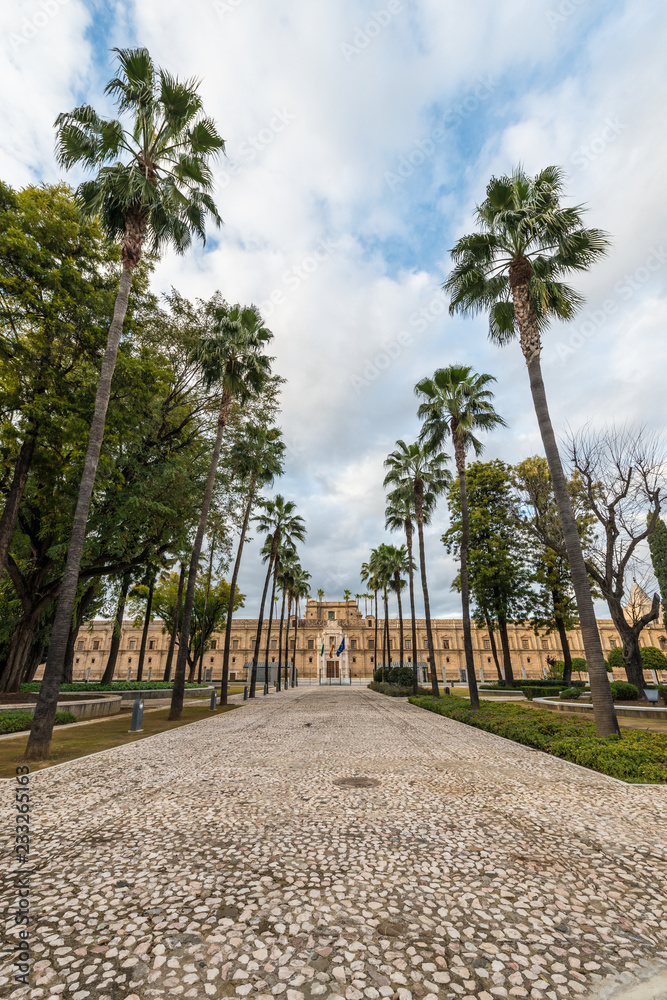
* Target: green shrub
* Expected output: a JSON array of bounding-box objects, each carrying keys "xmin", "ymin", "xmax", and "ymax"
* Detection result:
[
  {"xmin": 559, "ymin": 687, "xmax": 581, "ymax": 700},
  {"xmin": 0, "ymin": 710, "xmax": 77, "ymax": 735},
  {"xmin": 609, "ymin": 681, "xmax": 639, "ymax": 701},
  {"xmin": 386, "ymin": 665, "xmax": 417, "ymax": 687},
  {"xmin": 606, "ymin": 647, "xmax": 625, "ymax": 671},
  {"xmin": 481, "ymin": 680, "xmax": 564, "ymax": 689},
  {"xmin": 20, "ymin": 681, "xmax": 208, "ymax": 693},
  {"xmin": 520, "ymin": 686, "xmax": 568, "ymax": 700},
  {"xmin": 641, "ymin": 646, "xmax": 667, "ymax": 673},
  {"xmin": 407, "ymin": 694, "xmax": 667, "ymax": 783},
  {"xmin": 369, "ymin": 681, "xmax": 431, "ymax": 697}
]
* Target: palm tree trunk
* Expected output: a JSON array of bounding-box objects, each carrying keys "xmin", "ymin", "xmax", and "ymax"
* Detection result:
[
  {"xmin": 291, "ymin": 598, "xmax": 298, "ymax": 686},
  {"xmin": 250, "ymin": 547, "xmax": 276, "ymax": 698},
  {"xmin": 197, "ymin": 538, "xmax": 216, "ymax": 684},
  {"xmin": 136, "ymin": 573, "xmax": 155, "ymax": 683},
  {"xmin": 264, "ymin": 565, "xmax": 279, "ymax": 693},
  {"xmin": 0, "ymin": 429, "xmax": 37, "ymax": 580},
  {"xmin": 373, "ymin": 590, "xmax": 379, "ymax": 678},
  {"xmin": 382, "ymin": 588, "xmax": 390, "ymax": 679},
  {"xmin": 221, "ymin": 474, "xmax": 256, "ymax": 703},
  {"xmin": 283, "ymin": 592, "xmax": 292, "ymax": 688},
  {"xmin": 27, "ymin": 264, "xmax": 135, "ymax": 759},
  {"xmin": 405, "ymin": 519, "xmax": 419, "ymax": 694},
  {"xmin": 453, "ymin": 447, "xmax": 478, "ymax": 708},
  {"xmin": 276, "ymin": 588, "xmax": 286, "ymax": 692},
  {"xmin": 484, "ymin": 611, "xmax": 504, "ymax": 683},
  {"xmin": 555, "ymin": 614, "xmax": 573, "ymax": 687},
  {"xmin": 163, "ymin": 563, "xmax": 185, "ymax": 682},
  {"xmin": 497, "ymin": 614, "xmax": 514, "ymax": 687},
  {"xmin": 523, "ymin": 351, "xmax": 618, "ymax": 735},
  {"xmin": 414, "ymin": 480, "xmax": 439, "ymax": 699},
  {"xmin": 394, "ymin": 572, "xmax": 404, "ymax": 675},
  {"xmin": 63, "ymin": 582, "xmax": 98, "ymax": 684},
  {"xmin": 102, "ymin": 573, "xmax": 131, "ymax": 685},
  {"xmin": 169, "ymin": 392, "xmax": 231, "ymax": 720}
]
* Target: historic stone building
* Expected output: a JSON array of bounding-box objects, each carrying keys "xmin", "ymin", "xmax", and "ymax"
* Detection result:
[{"xmin": 41, "ymin": 594, "xmax": 667, "ymax": 686}]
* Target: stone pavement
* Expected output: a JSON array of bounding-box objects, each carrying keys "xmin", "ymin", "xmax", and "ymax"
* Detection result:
[{"xmin": 1, "ymin": 686, "xmax": 666, "ymax": 1000}]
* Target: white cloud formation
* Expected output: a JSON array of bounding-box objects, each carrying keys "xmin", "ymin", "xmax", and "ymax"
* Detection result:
[{"xmin": 3, "ymin": 0, "xmax": 665, "ymax": 620}]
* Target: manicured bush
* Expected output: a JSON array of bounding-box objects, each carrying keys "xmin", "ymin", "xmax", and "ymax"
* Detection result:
[
  {"xmin": 609, "ymin": 681, "xmax": 639, "ymax": 701},
  {"xmin": 481, "ymin": 680, "xmax": 564, "ymax": 689},
  {"xmin": 520, "ymin": 685, "xmax": 569, "ymax": 700},
  {"xmin": 641, "ymin": 646, "xmax": 667, "ymax": 673},
  {"xmin": 369, "ymin": 681, "xmax": 431, "ymax": 697},
  {"xmin": 408, "ymin": 695, "xmax": 667, "ymax": 783},
  {"xmin": 559, "ymin": 687, "xmax": 581, "ymax": 700},
  {"xmin": 386, "ymin": 665, "xmax": 416, "ymax": 686},
  {"xmin": 0, "ymin": 710, "xmax": 77, "ymax": 735},
  {"xmin": 20, "ymin": 681, "xmax": 208, "ymax": 693}
]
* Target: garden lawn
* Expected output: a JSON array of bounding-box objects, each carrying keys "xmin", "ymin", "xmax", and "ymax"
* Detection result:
[
  {"xmin": 408, "ymin": 695, "xmax": 667, "ymax": 784},
  {"xmin": 0, "ymin": 704, "xmax": 238, "ymax": 778}
]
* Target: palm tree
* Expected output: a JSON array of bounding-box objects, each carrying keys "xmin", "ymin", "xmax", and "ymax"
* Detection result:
[
  {"xmin": 27, "ymin": 47, "xmax": 224, "ymax": 759},
  {"xmin": 444, "ymin": 165, "xmax": 618, "ymax": 736},
  {"xmin": 360, "ymin": 560, "xmax": 381, "ymax": 677},
  {"xmin": 386, "ymin": 544, "xmax": 411, "ymax": 676},
  {"xmin": 249, "ymin": 533, "xmax": 275, "ymax": 698},
  {"xmin": 101, "ymin": 570, "xmax": 132, "ymax": 685},
  {"xmin": 416, "ymin": 365, "xmax": 506, "ymax": 708},
  {"xmin": 343, "ymin": 588, "xmax": 351, "ymax": 621},
  {"xmin": 317, "ymin": 588, "xmax": 325, "ymax": 615},
  {"xmin": 385, "ymin": 487, "xmax": 420, "ymax": 693},
  {"xmin": 250, "ymin": 496, "xmax": 306, "ymax": 696},
  {"xmin": 384, "ymin": 440, "xmax": 450, "ymax": 698},
  {"xmin": 162, "ymin": 562, "xmax": 186, "ymax": 682},
  {"xmin": 169, "ymin": 305, "xmax": 273, "ymax": 719},
  {"xmin": 290, "ymin": 567, "xmax": 311, "ymax": 686},
  {"xmin": 220, "ymin": 424, "xmax": 285, "ymax": 704},
  {"xmin": 371, "ymin": 547, "xmax": 393, "ymax": 678},
  {"xmin": 275, "ymin": 544, "xmax": 298, "ymax": 692}
]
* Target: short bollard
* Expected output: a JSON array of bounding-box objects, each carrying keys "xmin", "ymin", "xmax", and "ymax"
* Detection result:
[
  {"xmin": 85, "ymin": 668, "xmax": 91, "ymax": 683},
  {"xmin": 210, "ymin": 690, "xmax": 217, "ymax": 711},
  {"xmin": 243, "ymin": 686, "xmax": 248, "ymax": 701},
  {"xmin": 263, "ymin": 681, "xmax": 269, "ymax": 696},
  {"xmin": 129, "ymin": 698, "xmax": 144, "ymax": 732},
  {"xmin": 147, "ymin": 667, "xmax": 152, "ymax": 682},
  {"xmin": 126, "ymin": 667, "xmax": 132, "ymax": 682}
]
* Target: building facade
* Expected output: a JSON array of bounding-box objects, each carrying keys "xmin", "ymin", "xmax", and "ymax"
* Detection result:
[{"xmin": 36, "ymin": 596, "xmax": 667, "ymax": 685}]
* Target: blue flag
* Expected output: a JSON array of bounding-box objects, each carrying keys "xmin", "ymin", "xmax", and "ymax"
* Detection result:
[{"xmin": 336, "ymin": 637, "xmax": 345, "ymax": 656}]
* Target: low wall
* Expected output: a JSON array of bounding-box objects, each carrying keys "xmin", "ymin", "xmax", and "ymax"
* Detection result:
[
  {"xmin": 117, "ymin": 686, "xmax": 214, "ymax": 707},
  {"xmin": 535, "ymin": 697, "xmax": 667, "ymax": 721},
  {"xmin": 0, "ymin": 695, "xmax": 122, "ymax": 721}
]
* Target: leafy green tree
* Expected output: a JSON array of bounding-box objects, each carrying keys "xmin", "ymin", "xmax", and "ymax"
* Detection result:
[
  {"xmin": 444, "ymin": 165, "xmax": 618, "ymax": 737},
  {"xmin": 384, "ymin": 440, "xmax": 451, "ymax": 698},
  {"xmin": 648, "ymin": 516, "xmax": 667, "ymax": 633},
  {"xmin": 417, "ymin": 366, "xmax": 506, "ymax": 707},
  {"xmin": 29, "ymin": 48, "xmax": 224, "ymax": 758}
]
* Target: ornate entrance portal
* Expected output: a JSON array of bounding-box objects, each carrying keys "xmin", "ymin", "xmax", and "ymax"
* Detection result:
[
  {"xmin": 326, "ymin": 660, "xmax": 339, "ymax": 679},
  {"xmin": 317, "ymin": 624, "xmax": 351, "ymax": 684}
]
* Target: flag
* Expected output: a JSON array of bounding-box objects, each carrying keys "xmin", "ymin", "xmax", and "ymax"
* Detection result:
[
  {"xmin": 329, "ymin": 637, "xmax": 335, "ymax": 657},
  {"xmin": 320, "ymin": 639, "xmax": 325, "ymax": 657},
  {"xmin": 336, "ymin": 637, "xmax": 345, "ymax": 656}
]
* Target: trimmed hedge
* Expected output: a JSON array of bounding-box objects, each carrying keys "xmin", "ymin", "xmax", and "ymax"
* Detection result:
[
  {"xmin": 369, "ymin": 681, "xmax": 432, "ymax": 698},
  {"xmin": 559, "ymin": 687, "xmax": 581, "ymax": 700},
  {"xmin": 481, "ymin": 680, "xmax": 565, "ymax": 688},
  {"xmin": 480, "ymin": 681, "xmax": 568, "ymax": 700},
  {"xmin": 0, "ymin": 710, "xmax": 78, "ymax": 735},
  {"xmin": 408, "ymin": 695, "xmax": 667, "ymax": 783},
  {"xmin": 373, "ymin": 666, "xmax": 416, "ymax": 686},
  {"xmin": 20, "ymin": 681, "xmax": 208, "ymax": 693},
  {"xmin": 609, "ymin": 681, "xmax": 639, "ymax": 701}
]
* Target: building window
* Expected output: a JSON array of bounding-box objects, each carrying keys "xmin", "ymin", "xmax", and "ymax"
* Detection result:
[
  {"xmin": 309, "ymin": 657, "xmax": 313, "ymax": 663},
  {"xmin": 405, "ymin": 639, "xmax": 412, "ymax": 649},
  {"xmin": 483, "ymin": 638, "xmax": 490, "ymax": 650},
  {"xmin": 350, "ymin": 639, "xmax": 357, "ymax": 650},
  {"xmin": 91, "ymin": 658, "xmax": 95, "ymax": 664},
  {"xmin": 442, "ymin": 639, "xmax": 449, "ymax": 649},
  {"xmin": 77, "ymin": 640, "xmax": 84, "ymax": 650},
  {"xmin": 446, "ymin": 657, "xmax": 450, "ymax": 663},
  {"xmin": 148, "ymin": 657, "xmax": 152, "ymax": 663},
  {"xmin": 129, "ymin": 640, "xmax": 136, "ymax": 650},
  {"xmin": 328, "ymin": 611, "xmax": 335, "ymax": 620},
  {"xmin": 93, "ymin": 640, "xmax": 100, "ymax": 651},
  {"xmin": 210, "ymin": 640, "xmax": 217, "ymax": 650},
  {"xmin": 367, "ymin": 619, "xmax": 373, "ymax": 627},
  {"xmin": 149, "ymin": 640, "xmax": 156, "ymax": 650},
  {"xmin": 424, "ymin": 640, "xmax": 429, "ymax": 648},
  {"xmin": 308, "ymin": 639, "xmax": 314, "ymax": 649},
  {"xmin": 75, "ymin": 657, "xmax": 80, "ymax": 664},
  {"xmin": 521, "ymin": 639, "xmax": 529, "ymax": 649},
  {"xmin": 290, "ymin": 639, "xmax": 295, "ymax": 649},
  {"xmin": 232, "ymin": 639, "xmax": 239, "ymax": 650},
  {"xmin": 370, "ymin": 656, "xmax": 374, "ymax": 663},
  {"xmin": 541, "ymin": 639, "xmax": 549, "ymax": 649},
  {"xmin": 527, "ymin": 657, "xmax": 531, "ymax": 663},
  {"xmin": 232, "ymin": 657, "xmax": 236, "ymax": 663},
  {"xmin": 128, "ymin": 657, "xmax": 132, "ymax": 663},
  {"xmin": 352, "ymin": 657, "xmax": 356, "ymax": 663},
  {"xmin": 487, "ymin": 657, "xmax": 491, "ymax": 663},
  {"xmin": 368, "ymin": 639, "xmax": 374, "ymax": 649},
  {"xmin": 407, "ymin": 656, "xmax": 411, "ymax": 662},
  {"xmin": 271, "ymin": 656, "xmax": 275, "ymax": 662},
  {"xmin": 251, "ymin": 639, "xmax": 256, "ymax": 648},
  {"xmin": 210, "ymin": 656, "xmax": 214, "ymax": 663},
  {"xmin": 271, "ymin": 639, "xmax": 277, "ymax": 649}
]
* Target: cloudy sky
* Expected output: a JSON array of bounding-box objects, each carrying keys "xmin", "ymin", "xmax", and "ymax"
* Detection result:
[{"xmin": 4, "ymin": 0, "xmax": 666, "ymax": 618}]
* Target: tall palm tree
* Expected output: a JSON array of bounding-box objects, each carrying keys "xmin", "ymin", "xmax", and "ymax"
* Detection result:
[
  {"xmin": 384, "ymin": 440, "xmax": 450, "ymax": 698},
  {"xmin": 169, "ymin": 306, "xmax": 273, "ymax": 720},
  {"xmin": 249, "ymin": 533, "xmax": 275, "ymax": 698},
  {"xmin": 360, "ymin": 560, "xmax": 381, "ymax": 677},
  {"xmin": 371, "ymin": 547, "xmax": 393, "ymax": 678},
  {"xmin": 290, "ymin": 567, "xmax": 311, "ymax": 686},
  {"xmin": 444, "ymin": 165, "xmax": 618, "ymax": 736},
  {"xmin": 220, "ymin": 424, "xmax": 284, "ymax": 704},
  {"xmin": 385, "ymin": 544, "xmax": 411, "ymax": 676},
  {"xmin": 250, "ymin": 496, "xmax": 306, "ymax": 696},
  {"xmin": 386, "ymin": 487, "xmax": 420, "ymax": 693},
  {"xmin": 274, "ymin": 544, "xmax": 298, "ymax": 692},
  {"xmin": 416, "ymin": 365, "xmax": 506, "ymax": 708},
  {"xmin": 27, "ymin": 47, "xmax": 224, "ymax": 759}
]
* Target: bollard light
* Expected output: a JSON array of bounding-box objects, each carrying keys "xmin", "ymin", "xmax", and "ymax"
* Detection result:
[
  {"xmin": 243, "ymin": 685, "xmax": 248, "ymax": 700},
  {"xmin": 210, "ymin": 689, "xmax": 217, "ymax": 711},
  {"xmin": 129, "ymin": 697, "xmax": 144, "ymax": 732}
]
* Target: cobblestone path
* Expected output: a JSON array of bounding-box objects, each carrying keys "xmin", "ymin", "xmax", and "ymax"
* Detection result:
[{"xmin": 2, "ymin": 686, "xmax": 666, "ymax": 1000}]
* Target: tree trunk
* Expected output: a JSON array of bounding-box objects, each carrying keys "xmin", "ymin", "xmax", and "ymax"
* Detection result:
[
  {"xmin": 382, "ymin": 587, "xmax": 389, "ymax": 679},
  {"xmin": 291, "ymin": 598, "xmax": 298, "ymax": 686},
  {"xmin": 169, "ymin": 392, "xmax": 231, "ymax": 721},
  {"xmin": 263, "ymin": 564, "xmax": 279, "ymax": 693},
  {"xmin": 27, "ymin": 264, "xmax": 136, "ymax": 759},
  {"xmin": 0, "ymin": 429, "xmax": 37, "ymax": 580},
  {"xmin": 250, "ymin": 549, "xmax": 276, "ymax": 698},
  {"xmin": 276, "ymin": 588, "xmax": 286, "ymax": 692},
  {"xmin": 484, "ymin": 612, "xmax": 504, "ymax": 683},
  {"xmin": 136, "ymin": 573, "xmax": 155, "ymax": 683},
  {"xmin": 62, "ymin": 583, "xmax": 97, "ymax": 684},
  {"xmin": 498, "ymin": 615, "xmax": 514, "ymax": 688},
  {"xmin": 23, "ymin": 636, "xmax": 47, "ymax": 684},
  {"xmin": 555, "ymin": 615, "xmax": 573, "ymax": 687},
  {"xmin": 102, "ymin": 573, "xmax": 131, "ymax": 685},
  {"xmin": 607, "ymin": 598, "xmax": 648, "ymax": 691},
  {"xmin": 1, "ymin": 608, "xmax": 43, "ymax": 694},
  {"xmin": 198, "ymin": 539, "xmax": 216, "ymax": 684},
  {"xmin": 221, "ymin": 475, "xmax": 256, "ymax": 703},
  {"xmin": 163, "ymin": 563, "xmax": 185, "ymax": 682},
  {"xmin": 509, "ymin": 263, "xmax": 619, "ymax": 738},
  {"xmin": 405, "ymin": 518, "xmax": 419, "ymax": 694},
  {"xmin": 414, "ymin": 479, "xmax": 439, "ymax": 699},
  {"xmin": 373, "ymin": 590, "xmax": 379, "ymax": 678},
  {"xmin": 283, "ymin": 592, "xmax": 292, "ymax": 689},
  {"xmin": 394, "ymin": 571, "xmax": 404, "ymax": 675},
  {"xmin": 455, "ymin": 440, "xmax": 479, "ymax": 709}
]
